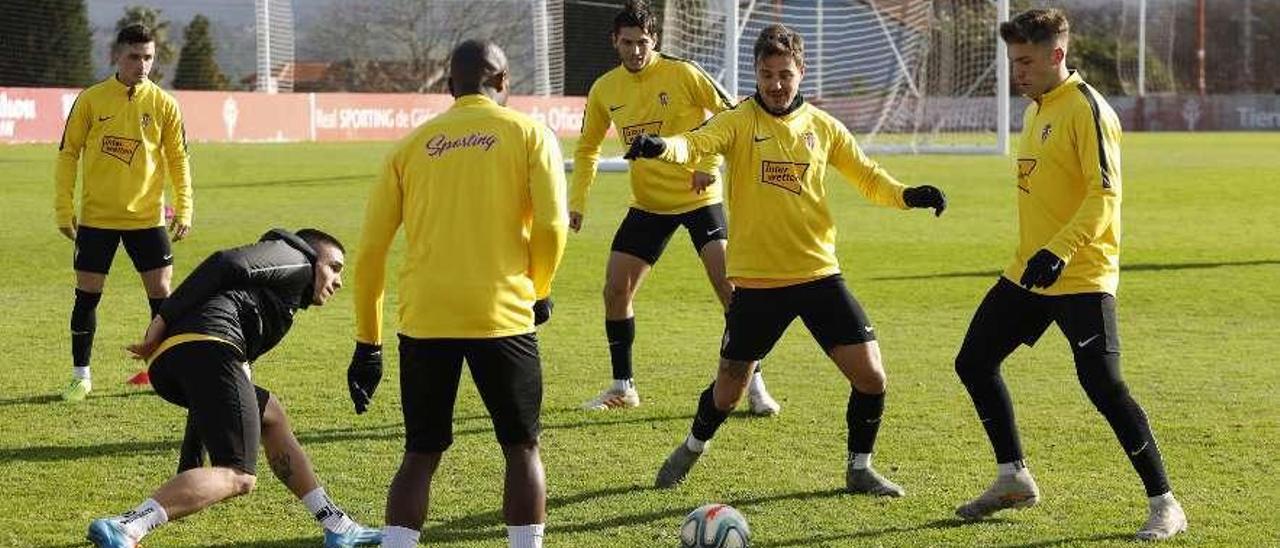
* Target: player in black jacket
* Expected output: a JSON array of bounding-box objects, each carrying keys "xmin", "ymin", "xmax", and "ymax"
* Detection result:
[{"xmin": 86, "ymin": 229, "xmax": 382, "ymax": 548}]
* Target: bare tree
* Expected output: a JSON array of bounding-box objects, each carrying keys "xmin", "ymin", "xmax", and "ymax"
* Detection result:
[{"xmin": 302, "ymin": 0, "xmax": 538, "ymax": 93}]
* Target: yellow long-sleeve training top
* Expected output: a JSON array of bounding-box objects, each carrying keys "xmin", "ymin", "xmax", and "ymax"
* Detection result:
[
  {"xmin": 1004, "ymin": 71, "xmax": 1122, "ymax": 296},
  {"xmin": 355, "ymin": 94, "xmax": 569, "ymax": 342},
  {"xmin": 573, "ymin": 53, "xmax": 735, "ymax": 215},
  {"xmin": 659, "ymin": 96, "xmax": 908, "ymax": 286},
  {"xmin": 55, "ymin": 76, "xmax": 192, "ymax": 229}
]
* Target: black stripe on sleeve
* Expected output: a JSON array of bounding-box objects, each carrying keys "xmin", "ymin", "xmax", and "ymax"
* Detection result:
[
  {"xmin": 1076, "ymin": 83, "xmax": 1113, "ymax": 189},
  {"xmin": 58, "ymin": 94, "xmax": 83, "ymax": 151},
  {"xmin": 660, "ymin": 52, "xmax": 735, "ymax": 109}
]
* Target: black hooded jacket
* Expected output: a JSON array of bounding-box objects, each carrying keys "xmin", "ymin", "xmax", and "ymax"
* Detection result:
[{"xmin": 158, "ymin": 229, "xmax": 316, "ymax": 363}]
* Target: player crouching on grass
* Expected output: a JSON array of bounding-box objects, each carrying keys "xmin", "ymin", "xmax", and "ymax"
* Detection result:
[
  {"xmin": 86, "ymin": 229, "xmax": 381, "ymax": 548},
  {"xmin": 625, "ymin": 24, "xmax": 948, "ymax": 495}
]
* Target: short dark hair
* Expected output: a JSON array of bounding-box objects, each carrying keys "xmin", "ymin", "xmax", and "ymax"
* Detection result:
[
  {"xmin": 999, "ymin": 9, "xmax": 1070, "ymax": 46},
  {"xmin": 115, "ymin": 23, "xmax": 154, "ymax": 47},
  {"xmin": 449, "ymin": 39, "xmax": 507, "ymax": 95},
  {"xmin": 296, "ymin": 228, "xmax": 345, "ymax": 254},
  {"xmin": 753, "ymin": 24, "xmax": 805, "ymax": 68},
  {"xmin": 613, "ymin": 0, "xmax": 659, "ymax": 37}
]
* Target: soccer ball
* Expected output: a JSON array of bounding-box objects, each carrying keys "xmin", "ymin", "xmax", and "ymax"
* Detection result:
[{"xmin": 679, "ymin": 503, "xmax": 750, "ymax": 548}]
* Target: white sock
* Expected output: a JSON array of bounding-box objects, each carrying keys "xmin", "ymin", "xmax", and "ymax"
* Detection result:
[
  {"xmin": 382, "ymin": 525, "xmax": 421, "ymax": 548},
  {"xmin": 997, "ymin": 460, "xmax": 1027, "ymax": 476},
  {"xmin": 684, "ymin": 434, "xmax": 707, "ymax": 453},
  {"xmin": 1149, "ymin": 491, "xmax": 1176, "ymax": 508},
  {"xmin": 73, "ymin": 366, "xmax": 90, "ymax": 380},
  {"xmin": 116, "ymin": 498, "xmax": 168, "ymax": 540},
  {"xmin": 749, "ymin": 370, "xmax": 766, "ymax": 394},
  {"xmin": 507, "ymin": 523, "xmax": 545, "ymax": 548},
  {"xmin": 302, "ymin": 487, "xmax": 356, "ymax": 534},
  {"xmin": 849, "ymin": 452, "xmax": 872, "ymax": 470},
  {"xmin": 611, "ymin": 378, "xmax": 633, "ymax": 392}
]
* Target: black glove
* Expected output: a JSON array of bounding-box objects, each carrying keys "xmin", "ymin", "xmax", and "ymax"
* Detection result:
[
  {"xmin": 1019, "ymin": 249, "xmax": 1065, "ymax": 289},
  {"xmin": 902, "ymin": 185, "xmax": 947, "ymax": 217},
  {"xmin": 347, "ymin": 342, "xmax": 383, "ymax": 414},
  {"xmin": 623, "ymin": 134, "xmax": 666, "ymax": 160},
  {"xmin": 533, "ymin": 297, "xmax": 554, "ymax": 326}
]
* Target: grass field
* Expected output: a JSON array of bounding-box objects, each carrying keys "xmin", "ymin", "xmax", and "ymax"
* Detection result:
[{"xmin": 1, "ymin": 133, "xmax": 1278, "ymax": 547}]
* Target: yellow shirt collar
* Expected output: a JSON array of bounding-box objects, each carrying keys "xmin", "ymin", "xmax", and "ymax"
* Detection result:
[{"xmin": 1036, "ymin": 70, "xmax": 1083, "ymax": 106}]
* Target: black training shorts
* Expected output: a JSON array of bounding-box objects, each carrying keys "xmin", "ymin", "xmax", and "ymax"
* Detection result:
[
  {"xmin": 957, "ymin": 277, "xmax": 1121, "ymax": 359},
  {"xmin": 609, "ymin": 203, "xmax": 727, "ymax": 265},
  {"xmin": 149, "ymin": 340, "xmax": 264, "ymax": 475},
  {"xmin": 398, "ymin": 333, "xmax": 543, "ymax": 453},
  {"xmin": 74, "ymin": 225, "xmax": 172, "ymax": 274},
  {"xmin": 721, "ymin": 274, "xmax": 877, "ymax": 362}
]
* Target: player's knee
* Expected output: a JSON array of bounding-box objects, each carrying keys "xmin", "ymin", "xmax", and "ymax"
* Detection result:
[
  {"xmin": 501, "ymin": 440, "xmax": 541, "ymax": 461},
  {"xmin": 852, "ymin": 370, "xmax": 886, "ymax": 394},
  {"xmin": 954, "ymin": 350, "xmax": 994, "ymax": 385},
  {"xmin": 602, "ymin": 279, "xmax": 632, "ymax": 306},
  {"xmin": 223, "ymin": 470, "xmax": 257, "ymax": 496},
  {"xmin": 261, "ymin": 395, "xmax": 284, "ymax": 428}
]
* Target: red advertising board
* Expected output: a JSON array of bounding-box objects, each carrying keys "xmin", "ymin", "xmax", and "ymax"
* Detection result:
[
  {"xmin": 0, "ymin": 87, "xmax": 79, "ymax": 143},
  {"xmin": 310, "ymin": 93, "xmax": 454, "ymax": 142},
  {"xmin": 178, "ymin": 90, "xmax": 310, "ymax": 142},
  {"xmin": 1, "ymin": 87, "xmax": 591, "ymax": 144}
]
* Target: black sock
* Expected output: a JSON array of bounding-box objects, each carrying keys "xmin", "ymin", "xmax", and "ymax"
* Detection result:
[
  {"xmin": 956, "ymin": 358, "xmax": 1024, "ymax": 463},
  {"xmin": 71, "ymin": 289, "xmax": 102, "ymax": 369},
  {"xmin": 148, "ymin": 297, "xmax": 165, "ymax": 318},
  {"xmin": 605, "ymin": 317, "xmax": 635, "ymax": 381},
  {"xmin": 847, "ymin": 388, "xmax": 885, "ymax": 454},
  {"xmin": 1077, "ymin": 352, "xmax": 1171, "ymax": 497},
  {"xmin": 690, "ymin": 382, "xmax": 729, "ymax": 443}
]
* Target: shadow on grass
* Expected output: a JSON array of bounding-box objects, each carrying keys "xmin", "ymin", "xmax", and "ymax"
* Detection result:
[
  {"xmin": 0, "ymin": 413, "xmax": 694, "ymax": 464},
  {"xmin": 206, "ymin": 174, "xmax": 374, "ymax": 189},
  {"xmin": 195, "ymin": 537, "xmax": 322, "ymax": 548},
  {"xmin": 870, "ymin": 259, "xmax": 1280, "ymax": 281},
  {"xmin": 0, "ymin": 390, "xmax": 154, "ymax": 407},
  {"xmin": 423, "ymin": 486, "xmax": 857, "ymax": 543},
  {"xmin": 757, "ymin": 518, "xmax": 977, "ymax": 547},
  {"xmin": 990, "ymin": 532, "xmax": 1135, "ymax": 547}
]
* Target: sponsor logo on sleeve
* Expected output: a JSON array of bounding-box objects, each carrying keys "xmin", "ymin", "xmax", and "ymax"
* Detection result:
[{"xmin": 759, "ymin": 160, "xmax": 809, "ymax": 195}]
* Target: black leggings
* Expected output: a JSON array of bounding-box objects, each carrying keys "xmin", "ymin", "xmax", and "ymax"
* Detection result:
[{"xmin": 955, "ymin": 278, "xmax": 1171, "ymax": 497}]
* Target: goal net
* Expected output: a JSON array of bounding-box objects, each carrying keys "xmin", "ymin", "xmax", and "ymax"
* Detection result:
[{"xmin": 662, "ymin": 0, "xmax": 1010, "ymax": 154}]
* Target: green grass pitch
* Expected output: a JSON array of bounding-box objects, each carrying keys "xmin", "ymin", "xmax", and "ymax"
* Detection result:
[{"xmin": 1, "ymin": 133, "xmax": 1277, "ymax": 546}]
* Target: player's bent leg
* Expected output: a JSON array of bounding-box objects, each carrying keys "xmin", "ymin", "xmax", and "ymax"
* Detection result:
[
  {"xmin": 153, "ymin": 466, "xmax": 258, "ymax": 520},
  {"xmin": 88, "ymin": 468, "xmax": 255, "ymax": 545},
  {"xmin": 500, "ymin": 441, "xmax": 547, "ymax": 526},
  {"xmin": 656, "ymin": 360, "xmax": 752, "ymax": 489},
  {"xmin": 829, "ymin": 342, "xmax": 903, "ymax": 496},
  {"xmin": 585, "ymin": 253, "xmax": 651, "ymax": 410},
  {"xmin": 260, "ymin": 393, "xmax": 321, "ymax": 497},
  {"xmin": 64, "ymin": 271, "xmax": 107, "ymax": 400},
  {"xmin": 385, "ymin": 451, "xmax": 443, "ymax": 531},
  {"xmin": 266, "ymin": 394, "xmax": 388, "ymax": 548}
]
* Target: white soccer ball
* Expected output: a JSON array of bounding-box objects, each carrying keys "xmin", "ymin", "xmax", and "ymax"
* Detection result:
[{"xmin": 679, "ymin": 503, "xmax": 750, "ymax": 548}]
